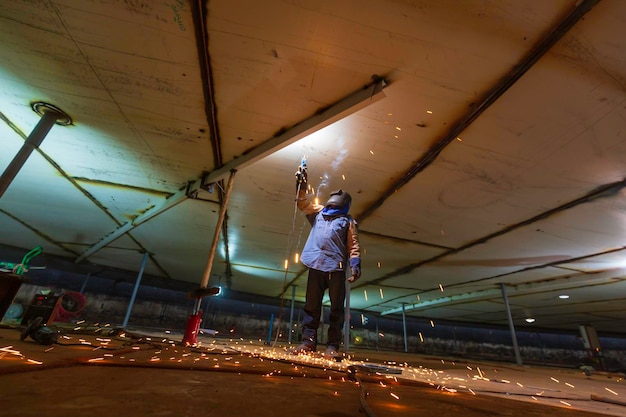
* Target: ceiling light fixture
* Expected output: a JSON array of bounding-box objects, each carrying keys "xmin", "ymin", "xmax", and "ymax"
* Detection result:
[
  {"xmin": 525, "ymin": 318, "xmax": 536, "ymax": 323},
  {"xmin": 558, "ymin": 295, "xmax": 570, "ymax": 299}
]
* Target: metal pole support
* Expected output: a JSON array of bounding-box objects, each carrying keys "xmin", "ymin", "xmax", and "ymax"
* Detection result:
[
  {"xmin": 344, "ymin": 278, "xmax": 351, "ymax": 352},
  {"xmin": 401, "ymin": 302, "xmax": 408, "ymax": 353},
  {"xmin": 198, "ymin": 170, "xmax": 237, "ymax": 292},
  {"xmin": 288, "ymin": 285, "xmax": 296, "ymax": 344},
  {"xmin": 183, "ymin": 170, "xmax": 236, "ymax": 346},
  {"xmin": 0, "ymin": 103, "xmax": 71, "ymax": 199},
  {"xmin": 501, "ymin": 283, "xmax": 523, "ymax": 365},
  {"xmin": 122, "ymin": 252, "xmax": 149, "ymax": 328}
]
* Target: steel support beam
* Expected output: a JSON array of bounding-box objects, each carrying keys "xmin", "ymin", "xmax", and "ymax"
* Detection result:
[
  {"xmin": 380, "ymin": 269, "xmax": 622, "ymax": 316},
  {"xmin": 75, "ymin": 79, "xmax": 387, "ymax": 263}
]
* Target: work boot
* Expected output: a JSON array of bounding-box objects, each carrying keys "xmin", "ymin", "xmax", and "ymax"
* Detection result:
[
  {"xmin": 288, "ymin": 343, "xmax": 314, "ymax": 355},
  {"xmin": 323, "ymin": 345, "xmax": 338, "ymax": 358}
]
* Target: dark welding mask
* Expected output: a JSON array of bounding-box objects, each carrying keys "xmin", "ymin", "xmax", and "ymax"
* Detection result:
[{"xmin": 325, "ymin": 189, "xmax": 352, "ymax": 208}]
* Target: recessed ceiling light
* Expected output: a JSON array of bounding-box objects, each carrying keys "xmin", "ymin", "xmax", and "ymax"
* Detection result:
[
  {"xmin": 525, "ymin": 318, "xmax": 536, "ymax": 323},
  {"xmin": 558, "ymin": 295, "xmax": 570, "ymax": 299}
]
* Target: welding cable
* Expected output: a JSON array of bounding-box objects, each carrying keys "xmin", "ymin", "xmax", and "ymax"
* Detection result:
[
  {"xmin": 346, "ymin": 365, "xmax": 378, "ymax": 417},
  {"xmin": 49, "ymin": 327, "xmax": 177, "ymax": 352},
  {"xmin": 271, "ymin": 158, "xmax": 308, "ymax": 347}
]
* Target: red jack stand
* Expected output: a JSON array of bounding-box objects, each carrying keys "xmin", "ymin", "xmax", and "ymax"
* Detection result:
[
  {"xmin": 182, "ymin": 312, "xmax": 203, "ymax": 346},
  {"xmin": 182, "ymin": 286, "xmax": 221, "ymax": 346}
]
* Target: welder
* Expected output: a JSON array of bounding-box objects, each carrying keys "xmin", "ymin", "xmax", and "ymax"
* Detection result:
[{"xmin": 290, "ymin": 160, "xmax": 361, "ymax": 357}]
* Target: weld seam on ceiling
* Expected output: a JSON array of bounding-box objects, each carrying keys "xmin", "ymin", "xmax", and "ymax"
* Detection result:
[
  {"xmin": 0, "ymin": 207, "xmax": 79, "ymax": 255},
  {"xmin": 460, "ymin": 245, "xmax": 626, "ymax": 290},
  {"xmin": 73, "ymin": 178, "xmax": 173, "ymax": 196},
  {"xmin": 356, "ymin": 0, "xmax": 601, "ymax": 225},
  {"xmin": 0, "ymin": 112, "xmax": 27, "ymax": 140},
  {"xmin": 359, "ymin": 230, "xmax": 454, "ymax": 250},
  {"xmin": 358, "ymin": 177, "xmax": 626, "ymax": 292}
]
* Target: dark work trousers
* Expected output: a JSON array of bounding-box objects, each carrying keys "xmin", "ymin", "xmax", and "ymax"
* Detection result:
[{"xmin": 301, "ymin": 268, "xmax": 346, "ymax": 349}]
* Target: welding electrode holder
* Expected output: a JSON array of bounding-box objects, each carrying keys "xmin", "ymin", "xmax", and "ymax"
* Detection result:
[{"xmin": 295, "ymin": 158, "xmax": 308, "ymax": 191}]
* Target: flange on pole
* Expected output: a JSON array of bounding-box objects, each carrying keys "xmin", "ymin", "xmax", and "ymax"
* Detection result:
[{"xmin": 0, "ymin": 102, "xmax": 72, "ymax": 199}]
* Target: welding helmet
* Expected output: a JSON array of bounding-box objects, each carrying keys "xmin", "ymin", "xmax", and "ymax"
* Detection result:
[{"xmin": 325, "ymin": 189, "xmax": 352, "ymax": 208}]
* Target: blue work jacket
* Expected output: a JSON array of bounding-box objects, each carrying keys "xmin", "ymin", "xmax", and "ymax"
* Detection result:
[{"xmin": 297, "ymin": 190, "xmax": 360, "ymax": 272}]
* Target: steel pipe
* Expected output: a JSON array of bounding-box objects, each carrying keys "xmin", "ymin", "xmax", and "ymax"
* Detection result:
[
  {"xmin": 501, "ymin": 283, "xmax": 523, "ymax": 365},
  {"xmin": 0, "ymin": 106, "xmax": 70, "ymax": 199},
  {"xmin": 122, "ymin": 252, "xmax": 149, "ymax": 328}
]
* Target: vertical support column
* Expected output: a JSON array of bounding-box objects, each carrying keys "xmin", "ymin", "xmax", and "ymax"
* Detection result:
[
  {"xmin": 344, "ymin": 278, "xmax": 351, "ymax": 352},
  {"xmin": 288, "ymin": 285, "xmax": 296, "ymax": 344},
  {"xmin": 79, "ymin": 273, "xmax": 91, "ymax": 294},
  {"xmin": 501, "ymin": 283, "xmax": 523, "ymax": 365},
  {"xmin": 375, "ymin": 317, "xmax": 379, "ymax": 351},
  {"xmin": 197, "ymin": 170, "xmax": 237, "ymax": 298},
  {"xmin": 266, "ymin": 314, "xmax": 274, "ymax": 344},
  {"xmin": 579, "ymin": 324, "xmax": 605, "ymax": 371},
  {"xmin": 122, "ymin": 252, "xmax": 149, "ymax": 328},
  {"xmin": 183, "ymin": 170, "xmax": 236, "ymax": 346},
  {"xmin": 401, "ymin": 302, "xmax": 408, "ymax": 353},
  {"xmin": 453, "ymin": 326, "xmax": 459, "ymax": 354},
  {"xmin": 0, "ymin": 104, "xmax": 71, "ymax": 199}
]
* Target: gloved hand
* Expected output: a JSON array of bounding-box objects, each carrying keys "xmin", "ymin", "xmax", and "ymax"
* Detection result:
[
  {"xmin": 295, "ymin": 165, "xmax": 307, "ymax": 191},
  {"xmin": 348, "ymin": 258, "xmax": 361, "ymax": 283}
]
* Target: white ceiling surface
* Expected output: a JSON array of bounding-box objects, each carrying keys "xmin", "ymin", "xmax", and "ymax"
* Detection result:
[{"xmin": 1, "ymin": 0, "xmax": 626, "ymax": 334}]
